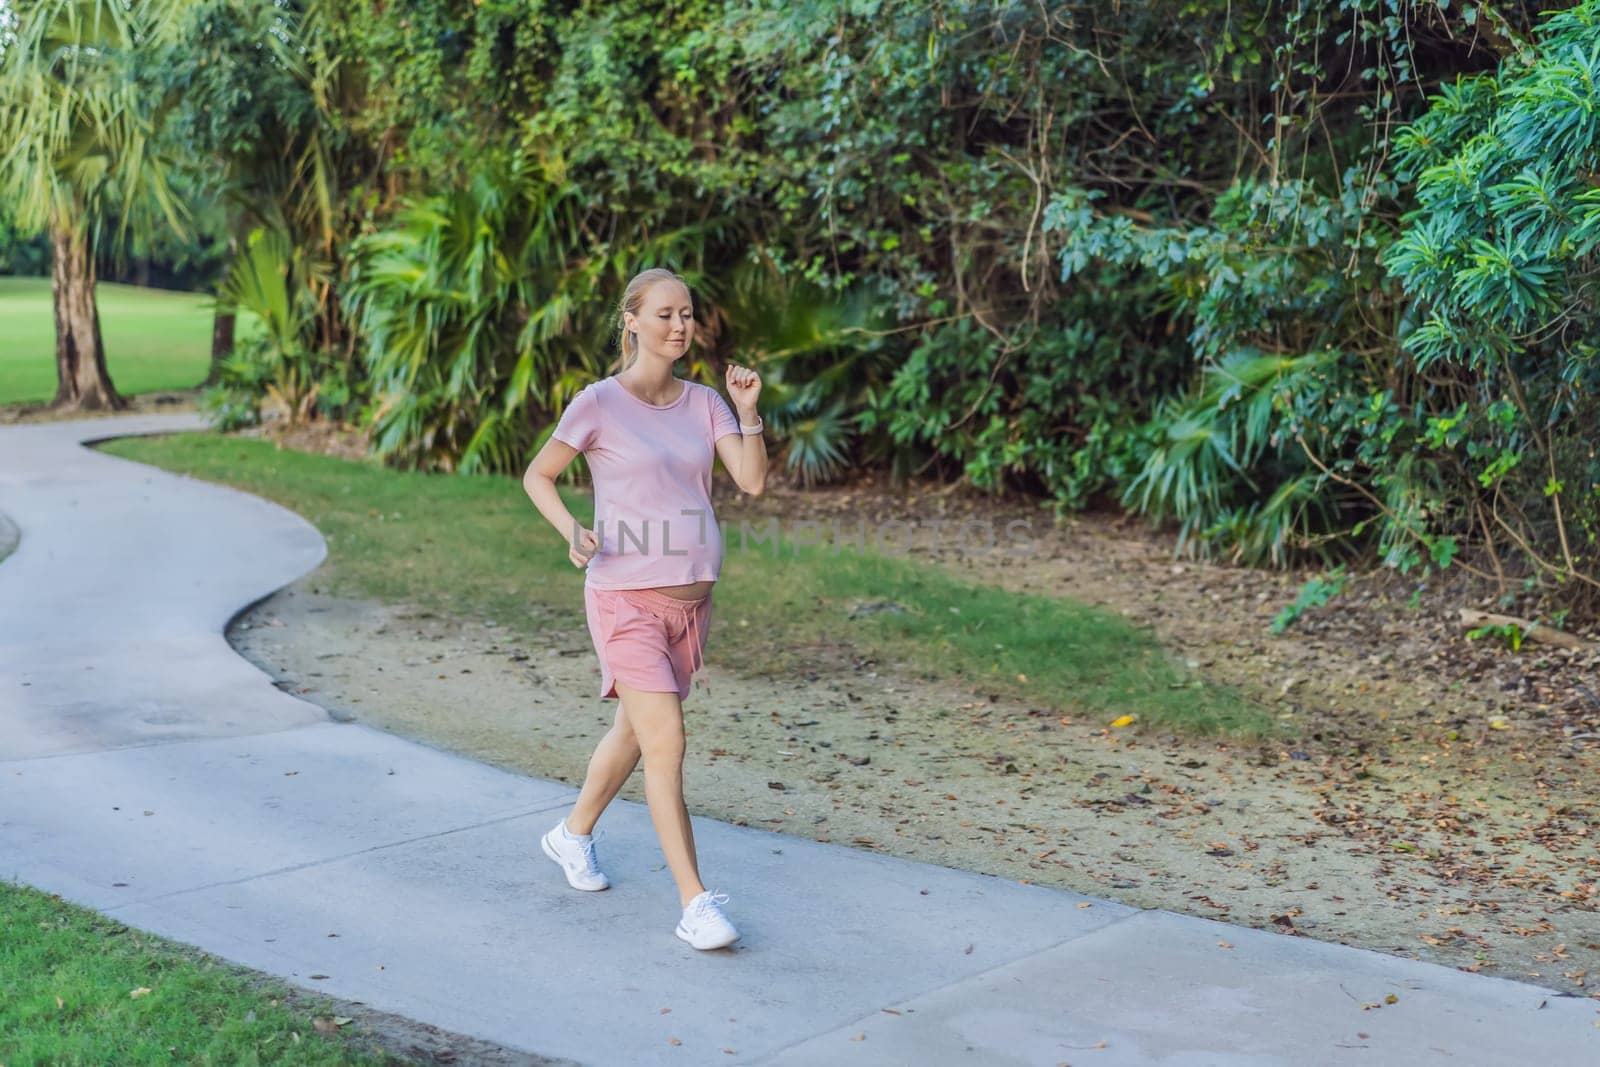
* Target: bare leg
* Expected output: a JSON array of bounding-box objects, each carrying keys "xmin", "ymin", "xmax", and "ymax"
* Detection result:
[
  {"xmin": 615, "ymin": 680, "xmax": 706, "ymax": 906},
  {"xmin": 565, "ymin": 704, "xmax": 642, "ymax": 836}
]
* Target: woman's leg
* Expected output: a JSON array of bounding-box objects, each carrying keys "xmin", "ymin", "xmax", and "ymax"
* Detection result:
[
  {"xmin": 614, "ymin": 679, "xmax": 706, "ymax": 907},
  {"xmin": 565, "ymin": 704, "xmax": 643, "ymax": 836}
]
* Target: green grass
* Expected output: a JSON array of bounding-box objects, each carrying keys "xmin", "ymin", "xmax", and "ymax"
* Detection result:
[
  {"xmin": 0, "ymin": 880, "xmax": 404, "ymax": 1065},
  {"xmin": 0, "ymin": 276, "xmax": 245, "ymax": 405},
  {"xmin": 100, "ymin": 432, "xmax": 1273, "ymax": 736}
]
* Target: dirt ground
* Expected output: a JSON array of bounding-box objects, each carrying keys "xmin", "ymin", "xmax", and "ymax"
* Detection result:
[
  {"xmin": 224, "ymin": 444, "xmax": 1600, "ymax": 1002},
  {"xmin": 0, "ymin": 390, "xmax": 199, "ymax": 424}
]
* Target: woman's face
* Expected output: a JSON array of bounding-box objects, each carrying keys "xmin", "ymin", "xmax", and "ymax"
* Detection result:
[{"xmin": 628, "ymin": 280, "xmax": 695, "ymax": 360}]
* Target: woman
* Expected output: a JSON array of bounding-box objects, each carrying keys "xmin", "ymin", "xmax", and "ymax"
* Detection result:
[{"xmin": 521, "ymin": 267, "xmax": 767, "ymax": 950}]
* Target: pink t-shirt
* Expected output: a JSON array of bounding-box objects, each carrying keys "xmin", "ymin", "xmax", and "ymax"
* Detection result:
[{"xmin": 551, "ymin": 375, "xmax": 741, "ymax": 590}]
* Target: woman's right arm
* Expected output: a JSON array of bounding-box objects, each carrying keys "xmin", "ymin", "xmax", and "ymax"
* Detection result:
[{"xmin": 523, "ymin": 439, "xmax": 600, "ymax": 568}]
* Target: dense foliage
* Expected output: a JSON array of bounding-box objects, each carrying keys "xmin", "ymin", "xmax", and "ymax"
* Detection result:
[
  {"xmin": 1384, "ymin": 2, "xmax": 1600, "ymax": 601},
  {"xmin": 0, "ymin": 207, "xmax": 49, "ymax": 275},
  {"xmin": 5, "ymin": 0, "xmax": 1596, "ymax": 611}
]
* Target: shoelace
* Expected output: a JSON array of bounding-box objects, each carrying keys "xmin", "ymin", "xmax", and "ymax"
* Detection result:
[
  {"xmin": 562, "ymin": 827, "xmax": 605, "ymax": 874},
  {"xmin": 692, "ymin": 890, "xmax": 731, "ymax": 919},
  {"xmin": 577, "ymin": 835, "xmax": 601, "ymax": 875}
]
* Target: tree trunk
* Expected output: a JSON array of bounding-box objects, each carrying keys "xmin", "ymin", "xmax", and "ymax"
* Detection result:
[
  {"xmin": 205, "ymin": 309, "xmax": 236, "ymax": 386},
  {"xmin": 203, "ymin": 224, "xmax": 241, "ymax": 387},
  {"xmin": 50, "ymin": 224, "xmax": 125, "ymax": 411}
]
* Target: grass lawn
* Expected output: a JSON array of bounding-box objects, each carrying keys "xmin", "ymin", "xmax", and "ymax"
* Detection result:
[
  {"xmin": 0, "ymin": 880, "xmax": 403, "ymax": 1065},
  {"xmin": 0, "ymin": 276, "xmax": 238, "ymax": 405},
  {"xmin": 100, "ymin": 432, "xmax": 1272, "ymax": 736}
]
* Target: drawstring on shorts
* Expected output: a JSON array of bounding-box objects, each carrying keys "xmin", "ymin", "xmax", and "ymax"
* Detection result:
[{"xmin": 620, "ymin": 587, "xmax": 712, "ymax": 702}]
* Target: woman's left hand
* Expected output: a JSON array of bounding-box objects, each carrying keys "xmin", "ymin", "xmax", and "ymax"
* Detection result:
[{"xmin": 726, "ymin": 362, "xmax": 762, "ymax": 413}]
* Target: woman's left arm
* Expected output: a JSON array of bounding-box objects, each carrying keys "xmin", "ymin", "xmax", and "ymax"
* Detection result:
[{"xmin": 715, "ymin": 363, "xmax": 767, "ymax": 496}]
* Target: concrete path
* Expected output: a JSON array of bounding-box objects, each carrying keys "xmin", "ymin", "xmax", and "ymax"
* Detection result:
[{"xmin": 2, "ymin": 414, "xmax": 1595, "ymax": 1066}]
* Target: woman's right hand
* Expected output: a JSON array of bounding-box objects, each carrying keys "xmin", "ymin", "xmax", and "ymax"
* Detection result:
[{"xmin": 569, "ymin": 526, "xmax": 600, "ymax": 568}]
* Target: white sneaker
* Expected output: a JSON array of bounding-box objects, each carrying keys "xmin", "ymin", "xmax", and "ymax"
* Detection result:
[
  {"xmin": 540, "ymin": 820, "xmax": 609, "ymax": 891},
  {"xmin": 676, "ymin": 890, "xmax": 740, "ymax": 950}
]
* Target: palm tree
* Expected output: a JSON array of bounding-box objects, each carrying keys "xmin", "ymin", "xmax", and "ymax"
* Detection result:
[
  {"xmin": 159, "ymin": 0, "xmax": 341, "ymax": 385},
  {"xmin": 0, "ymin": 0, "xmax": 186, "ymax": 410}
]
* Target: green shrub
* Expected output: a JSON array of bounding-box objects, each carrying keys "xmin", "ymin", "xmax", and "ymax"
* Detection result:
[{"xmin": 1383, "ymin": 0, "xmax": 1600, "ymax": 603}]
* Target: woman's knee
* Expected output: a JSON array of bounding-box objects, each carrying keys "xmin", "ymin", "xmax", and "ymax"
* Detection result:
[
  {"xmin": 609, "ymin": 723, "xmax": 642, "ymax": 759},
  {"xmin": 623, "ymin": 707, "xmax": 685, "ymax": 764},
  {"xmin": 617, "ymin": 685, "xmax": 685, "ymax": 742},
  {"xmin": 637, "ymin": 726, "xmax": 685, "ymax": 765}
]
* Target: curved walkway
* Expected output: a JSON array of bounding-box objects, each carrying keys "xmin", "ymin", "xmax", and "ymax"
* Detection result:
[{"xmin": 1, "ymin": 415, "xmax": 1594, "ymax": 1065}]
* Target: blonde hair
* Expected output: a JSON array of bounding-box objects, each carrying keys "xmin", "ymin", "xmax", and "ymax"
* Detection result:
[{"xmin": 617, "ymin": 267, "xmax": 690, "ymax": 370}]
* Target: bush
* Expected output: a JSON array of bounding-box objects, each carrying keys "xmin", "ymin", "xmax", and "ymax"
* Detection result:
[{"xmin": 1383, "ymin": 1, "xmax": 1600, "ymax": 603}]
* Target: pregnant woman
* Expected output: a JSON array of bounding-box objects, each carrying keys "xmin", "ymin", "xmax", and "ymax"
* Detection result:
[{"xmin": 521, "ymin": 267, "xmax": 767, "ymax": 950}]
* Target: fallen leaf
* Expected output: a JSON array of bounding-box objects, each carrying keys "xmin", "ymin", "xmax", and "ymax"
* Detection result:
[
  {"xmin": 1384, "ymin": 994, "xmax": 1398, "ymax": 1005},
  {"xmin": 850, "ymin": 1033, "xmax": 866, "ymax": 1042},
  {"xmin": 129, "ymin": 987, "xmax": 151, "ymax": 999},
  {"xmin": 1109, "ymin": 715, "xmax": 1136, "ymax": 728},
  {"xmin": 1218, "ymin": 941, "xmax": 1234, "ymax": 949},
  {"xmin": 668, "ymin": 1037, "xmax": 681, "ymax": 1046}
]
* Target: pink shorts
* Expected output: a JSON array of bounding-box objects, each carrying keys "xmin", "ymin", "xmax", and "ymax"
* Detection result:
[{"xmin": 583, "ymin": 585, "xmax": 713, "ymax": 702}]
